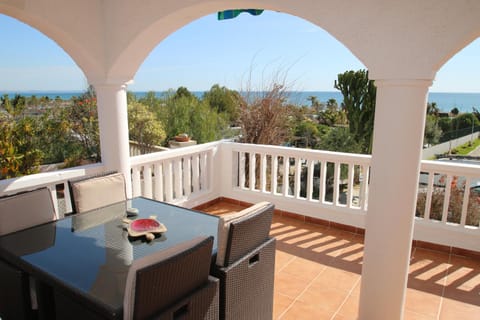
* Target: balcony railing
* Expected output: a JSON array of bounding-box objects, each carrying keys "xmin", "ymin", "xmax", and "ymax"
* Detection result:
[
  {"xmin": 0, "ymin": 163, "xmax": 105, "ymax": 217},
  {"xmin": 1, "ymin": 141, "xmax": 478, "ymax": 251}
]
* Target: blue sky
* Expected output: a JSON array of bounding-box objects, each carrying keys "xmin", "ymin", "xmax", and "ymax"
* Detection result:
[{"xmin": 0, "ymin": 11, "xmax": 479, "ymax": 93}]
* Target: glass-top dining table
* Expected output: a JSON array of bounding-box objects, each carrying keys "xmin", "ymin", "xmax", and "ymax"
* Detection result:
[{"xmin": 0, "ymin": 197, "xmax": 219, "ymax": 319}]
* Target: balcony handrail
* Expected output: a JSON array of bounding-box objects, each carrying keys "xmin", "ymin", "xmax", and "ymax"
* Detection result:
[
  {"xmin": 230, "ymin": 142, "xmax": 372, "ymax": 165},
  {"xmin": 421, "ymin": 159, "xmax": 480, "ymax": 176},
  {"xmin": 130, "ymin": 141, "xmax": 222, "ymax": 166},
  {"xmin": 0, "ymin": 163, "xmax": 105, "ymax": 217},
  {"xmin": 0, "ymin": 163, "xmax": 105, "ymax": 195}
]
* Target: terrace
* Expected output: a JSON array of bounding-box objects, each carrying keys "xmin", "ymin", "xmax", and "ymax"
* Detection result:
[
  {"xmin": 1, "ymin": 0, "xmax": 480, "ymax": 318},
  {"xmin": 203, "ymin": 200, "xmax": 480, "ymax": 319},
  {"xmin": 1, "ymin": 141, "xmax": 479, "ymax": 319}
]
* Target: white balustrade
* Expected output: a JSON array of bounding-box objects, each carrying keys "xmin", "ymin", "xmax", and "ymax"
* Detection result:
[
  {"xmin": 1, "ymin": 141, "xmax": 478, "ymax": 251},
  {"xmin": 415, "ymin": 160, "xmax": 480, "ymax": 250},
  {"xmin": 0, "ymin": 163, "xmax": 105, "ymax": 217},
  {"xmin": 227, "ymin": 143, "xmax": 371, "ymax": 211},
  {"xmin": 129, "ymin": 141, "xmax": 220, "ymax": 206}
]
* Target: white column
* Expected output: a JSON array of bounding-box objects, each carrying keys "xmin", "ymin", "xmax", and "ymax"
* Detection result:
[
  {"xmin": 94, "ymin": 83, "xmax": 132, "ymax": 198},
  {"xmin": 359, "ymin": 79, "xmax": 431, "ymax": 319}
]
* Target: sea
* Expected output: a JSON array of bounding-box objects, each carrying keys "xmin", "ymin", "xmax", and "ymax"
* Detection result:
[{"xmin": 2, "ymin": 90, "xmax": 480, "ymax": 113}]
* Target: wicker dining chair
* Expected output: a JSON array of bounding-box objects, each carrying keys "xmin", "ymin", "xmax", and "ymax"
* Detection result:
[
  {"xmin": 0, "ymin": 187, "xmax": 56, "ymax": 320},
  {"xmin": 211, "ymin": 202, "xmax": 276, "ymax": 320},
  {"xmin": 68, "ymin": 171, "xmax": 127, "ymax": 213},
  {"xmin": 124, "ymin": 236, "xmax": 219, "ymax": 320}
]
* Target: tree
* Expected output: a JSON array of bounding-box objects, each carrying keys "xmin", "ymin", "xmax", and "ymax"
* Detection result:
[
  {"xmin": 438, "ymin": 117, "xmax": 452, "ymax": 133},
  {"xmin": 191, "ymin": 102, "xmax": 228, "ymax": 143},
  {"xmin": 473, "ymin": 107, "xmax": 480, "ymax": 122},
  {"xmin": 307, "ymin": 96, "xmax": 324, "ymax": 114},
  {"xmin": 64, "ymin": 88, "xmax": 100, "ymax": 164},
  {"xmin": 426, "ymin": 102, "xmax": 440, "ymax": 116},
  {"xmin": 326, "ymin": 98, "xmax": 338, "ymax": 111},
  {"xmin": 293, "ymin": 119, "xmax": 320, "ymax": 148},
  {"xmin": 238, "ymin": 84, "xmax": 293, "ymax": 145},
  {"xmin": 424, "ymin": 114, "xmax": 442, "ymax": 146},
  {"xmin": 451, "ymin": 107, "xmax": 460, "ymax": 116},
  {"xmin": 159, "ymin": 91, "xmax": 228, "ymax": 144},
  {"xmin": 38, "ymin": 106, "xmax": 73, "ymax": 164},
  {"xmin": 128, "ymin": 101, "xmax": 166, "ymax": 154},
  {"xmin": 127, "ymin": 91, "xmax": 138, "ymax": 104},
  {"xmin": 202, "ymin": 84, "xmax": 242, "ymax": 124},
  {"xmin": 452, "ymin": 112, "xmax": 480, "ymax": 130},
  {"xmin": 317, "ymin": 127, "xmax": 363, "ymax": 154},
  {"xmin": 173, "ymin": 87, "xmax": 197, "ymax": 101},
  {"xmin": 138, "ymin": 91, "xmax": 161, "ymax": 110},
  {"xmin": 334, "ymin": 70, "xmax": 376, "ymax": 154},
  {"xmin": 0, "ymin": 95, "xmax": 43, "ymax": 178},
  {"xmin": 1, "ymin": 94, "xmax": 25, "ymax": 118}
]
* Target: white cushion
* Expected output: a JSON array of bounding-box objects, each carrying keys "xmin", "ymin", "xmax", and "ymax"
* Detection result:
[
  {"xmin": 71, "ymin": 173, "xmax": 126, "ymax": 213},
  {"xmin": 0, "ymin": 188, "xmax": 56, "ymax": 236},
  {"xmin": 216, "ymin": 201, "xmax": 271, "ymax": 266}
]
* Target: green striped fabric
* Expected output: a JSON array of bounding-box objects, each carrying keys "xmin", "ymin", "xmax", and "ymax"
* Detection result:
[{"xmin": 217, "ymin": 9, "xmax": 264, "ymax": 20}]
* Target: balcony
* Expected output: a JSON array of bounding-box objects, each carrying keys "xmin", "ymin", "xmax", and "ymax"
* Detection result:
[{"xmin": 1, "ymin": 141, "xmax": 479, "ymax": 318}]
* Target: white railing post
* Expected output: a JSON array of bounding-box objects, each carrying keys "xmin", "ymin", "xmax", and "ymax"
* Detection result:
[
  {"xmin": 132, "ymin": 166, "xmax": 141, "ymax": 197},
  {"xmin": 260, "ymin": 153, "xmax": 267, "ymax": 193},
  {"xmin": 347, "ymin": 163, "xmax": 354, "ymax": 207},
  {"xmin": 173, "ymin": 159, "xmax": 182, "ymax": 198},
  {"xmin": 306, "ymin": 159, "xmax": 314, "ymax": 201},
  {"xmin": 424, "ymin": 172, "xmax": 435, "ymax": 220},
  {"xmin": 143, "ymin": 165, "xmax": 153, "ymax": 199},
  {"xmin": 239, "ymin": 152, "xmax": 246, "ymax": 189},
  {"xmin": 199, "ymin": 152, "xmax": 207, "ymax": 191},
  {"xmin": 184, "ymin": 157, "xmax": 191, "ymax": 197},
  {"xmin": 272, "ymin": 155, "xmax": 278, "ymax": 195},
  {"xmin": 460, "ymin": 177, "xmax": 471, "ymax": 226},
  {"xmin": 164, "ymin": 161, "xmax": 173, "ymax": 202},
  {"xmin": 153, "ymin": 163, "xmax": 163, "ymax": 201},
  {"xmin": 282, "ymin": 156, "xmax": 289, "ymax": 197},
  {"xmin": 294, "ymin": 157, "xmax": 302, "ymax": 199},
  {"xmin": 333, "ymin": 162, "xmax": 340, "ymax": 205},
  {"xmin": 319, "ymin": 161, "xmax": 327, "ymax": 203},
  {"xmin": 249, "ymin": 152, "xmax": 256, "ymax": 191}
]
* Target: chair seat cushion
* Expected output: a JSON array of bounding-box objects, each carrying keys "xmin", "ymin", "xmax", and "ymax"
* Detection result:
[
  {"xmin": 71, "ymin": 173, "xmax": 126, "ymax": 213},
  {"xmin": 216, "ymin": 201, "xmax": 271, "ymax": 266}
]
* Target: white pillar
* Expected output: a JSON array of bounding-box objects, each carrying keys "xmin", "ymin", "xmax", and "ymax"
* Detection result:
[
  {"xmin": 359, "ymin": 79, "xmax": 431, "ymax": 319},
  {"xmin": 94, "ymin": 83, "xmax": 132, "ymax": 198}
]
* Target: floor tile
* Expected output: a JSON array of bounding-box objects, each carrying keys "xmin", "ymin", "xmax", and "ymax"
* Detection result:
[
  {"xmin": 312, "ymin": 266, "xmax": 361, "ymax": 292},
  {"xmin": 280, "ymin": 256, "xmax": 326, "ymax": 282},
  {"xmin": 336, "ymin": 293, "xmax": 359, "ymax": 318},
  {"xmin": 439, "ymin": 298, "xmax": 480, "ymax": 320},
  {"xmin": 273, "ymin": 292, "xmax": 295, "ymax": 319},
  {"xmin": 274, "ymin": 271, "xmax": 312, "ymax": 299},
  {"xmin": 296, "ymin": 285, "xmax": 348, "ymax": 312},
  {"xmin": 280, "ymin": 300, "xmax": 336, "ymax": 320},
  {"xmin": 404, "ymin": 288, "xmax": 442, "ymax": 318}
]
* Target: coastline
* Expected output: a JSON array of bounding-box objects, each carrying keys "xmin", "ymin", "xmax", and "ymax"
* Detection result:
[{"xmin": 1, "ymin": 90, "xmax": 479, "ymax": 113}]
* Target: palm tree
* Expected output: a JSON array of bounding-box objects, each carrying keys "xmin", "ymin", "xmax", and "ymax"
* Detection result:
[{"xmin": 426, "ymin": 102, "xmax": 439, "ymax": 116}]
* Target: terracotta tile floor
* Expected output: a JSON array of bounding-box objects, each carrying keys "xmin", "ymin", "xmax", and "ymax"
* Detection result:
[{"xmin": 200, "ymin": 201, "xmax": 480, "ymax": 320}]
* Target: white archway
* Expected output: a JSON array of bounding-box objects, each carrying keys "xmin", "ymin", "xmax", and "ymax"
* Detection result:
[{"xmin": 1, "ymin": 1, "xmax": 480, "ymax": 319}]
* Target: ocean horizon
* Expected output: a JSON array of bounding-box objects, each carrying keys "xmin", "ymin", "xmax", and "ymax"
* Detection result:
[{"xmin": 1, "ymin": 90, "xmax": 479, "ymax": 113}]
